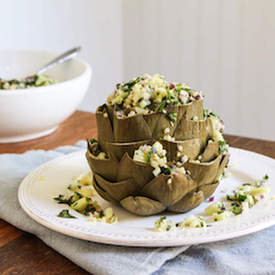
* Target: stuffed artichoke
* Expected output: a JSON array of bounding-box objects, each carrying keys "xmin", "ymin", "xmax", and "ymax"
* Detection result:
[{"xmin": 86, "ymin": 74, "xmax": 229, "ymax": 216}]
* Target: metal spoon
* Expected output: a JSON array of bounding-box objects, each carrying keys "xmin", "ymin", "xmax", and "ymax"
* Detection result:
[{"xmin": 36, "ymin": 46, "xmax": 81, "ymax": 75}]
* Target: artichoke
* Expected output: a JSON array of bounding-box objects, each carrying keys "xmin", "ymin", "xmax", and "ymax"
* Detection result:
[{"xmin": 86, "ymin": 74, "xmax": 229, "ymax": 216}]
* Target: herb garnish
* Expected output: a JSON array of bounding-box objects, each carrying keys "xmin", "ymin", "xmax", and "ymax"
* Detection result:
[
  {"xmin": 146, "ymin": 151, "xmax": 152, "ymax": 163},
  {"xmin": 57, "ymin": 209, "xmax": 76, "ymax": 219},
  {"xmin": 232, "ymin": 206, "xmax": 242, "ymax": 215},
  {"xmin": 237, "ymin": 194, "xmax": 247, "ymax": 202},
  {"xmin": 90, "ymin": 138, "xmax": 97, "ymax": 144},
  {"xmin": 156, "ymin": 100, "xmax": 167, "ymax": 112},
  {"xmin": 167, "ymin": 112, "xmax": 177, "ymax": 122},
  {"xmin": 99, "ymin": 210, "xmax": 105, "ymax": 218},
  {"xmin": 218, "ymin": 140, "xmax": 228, "ymax": 153},
  {"xmin": 162, "ymin": 167, "xmax": 172, "ymax": 175},
  {"xmin": 54, "ymin": 194, "xmax": 73, "ymax": 206}
]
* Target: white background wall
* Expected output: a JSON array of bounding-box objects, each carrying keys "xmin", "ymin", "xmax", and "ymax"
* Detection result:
[
  {"xmin": 122, "ymin": 0, "xmax": 275, "ymax": 141},
  {"xmin": 1, "ymin": 0, "xmax": 274, "ymax": 140}
]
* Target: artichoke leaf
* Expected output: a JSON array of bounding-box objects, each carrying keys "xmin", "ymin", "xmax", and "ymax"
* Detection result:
[
  {"xmin": 103, "ymin": 99, "xmax": 204, "ymax": 143},
  {"xmin": 182, "ymin": 99, "xmax": 204, "ymax": 120},
  {"xmin": 160, "ymin": 138, "xmax": 200, "ymax": 161},
  {"xmin": 94, "ymin": 174, "xmax": 138, "ymax": 201},
  {"xmin": 96, "ymin": 105, "xmax": 114, "ymax": 143},
  {"xmin": 86, "ymin": 150, "xmax": 118, "ymax": 181},
  {"xmin": 100, "ymin": 139, "xmax": 153, "ymax": 161},
  {"xmin": 144, "ymin": 111, "xmax": 176, "ymax": 140},
  {"xmin": 106, "ymin": 104, "xmax": 115, "ymax": 124},
  {"xmin": 168, "ymin": 190, "xmax": 204, "ymax": 213},
  {"xmin": 166, "ymin": 99, "xmax": 204, "ymax": 123},
  {"xmin": 215, "ymin": 153, "xmax": 230, "ymax": 181},
  {"xmin": 199, "ymin": 181, "xmax": 219, "ymax": 199},
  {"xmin": 200, "ymin": 141, "xmax": 219, "ymax": 162},
  {"xmin": 173, "ymin": 117, "xmax": 210, "ymax": 147},
  {"xmin": 113, "ymin": 113, "xmax": 152, "ymax": 142},
  {"xmin": 184, "ymin": 154, "xmax": 223, "ymax": 186},
  {"xmin": 116, "ymin": 153, "xmax": 154, "ymax": 189},
  {"xmin": 120, "ymin": 196, "xmax": 165, "ymax": 216},
  {"xmin": 93, "ymin": 176, "xmax": 117, "ymax": 203},
  {"xmin": 141, "ymin": 173, "xmax": 196, "ymax": 207}
]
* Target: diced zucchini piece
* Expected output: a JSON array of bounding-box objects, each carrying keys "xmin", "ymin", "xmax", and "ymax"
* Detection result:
[
  {"xmin": 205, "ymin": 202, "xmax": 220, "ymax": 215},
  {"xmin": 183, "ymin": 215, "xmax": 197, "ymax": 226},
  {"xmin": 189, "ymin": 218, "xmax": 206, "ymax": 228},
  {"xmin": 239, "ymin": 185, "xmax": 253, "ymax": 193},
  {"xmin": 104, "ymin": 207, "xmax": 114, "ymax": 219},
  {"xmin": 212, "ymin": 211, "xmax": 231, "ymax": 222},
  {"xmin": 79, "ymin": 187, "xmax": 94, "ymax": 198},
  {"xmin": 77, "ymin": 173, "xmax": 93, "ymax": 186},
  {"xmin": 71, "ymin": 192, "xmax": 82, "ymax": 203},
  {"xmin": 68, "ymin": 184, "xmax": 81, "ymax": 192},
  {"xmin": 108, "ymin": 215, "xmax": 118, "ymax": 224},
  {"xmin": 250, "ymin": 187, "xmax": 270, "ymax": 196},
  {"xmin": 71, "ymin": 197, "xmax": 89, "ymax": 211},
  {"xmin": 247, "ymin": 194, "xmax": 255, "ymax": 207}
]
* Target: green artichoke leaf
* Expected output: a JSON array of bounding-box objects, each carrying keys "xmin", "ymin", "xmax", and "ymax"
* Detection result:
[
  {"xmin": 168, "ymin": 190, "xmax": 204, "ymax": 213},
  {"xmin": 143, "ymin": 111, "xmax": 177, "ymax": 140},
  {"xmin": 93, "ymin": 176, "xmax": 118, "ymax": 203},
  {"xmin": 113, "ymin": 112, "xmax": 152, "ymax": 142},
  {"xmin": 86, "ymin": 150, "xmax": 118, "ymax": 181},
  {"xmin": 94, "ymin": 174, "xmax": 138, "ymax": 201},
  {"xmin": 199, "ymin": 181, "xmax": 219, "ymax": 199},
  {"xmin": 173, "ymin": 117, "xmax": 211, "ymax": 147},
  {"xmin": 184, "ymin": 154, "xmax": 223, "ymax": 186},
  {"xmin": 160, "ymin": 138, "xmax": 200, "ymax": 161},
  {"xmin": 96, "ymin": 105, "xmax": 114, "ymax": 143},
  {"xmin": 100, "ymin": 139, "xmax": 153, "ymax": 161},
  {"xmin": 200, "ymin": 141, "xmax": 220, "ymax": 162},
  {"xmin": 101, "ymin": 99, "xmax": 204, "ymax": 143},
  {"xmin": 141, "ymin": 173, "xmax": 196, "ymax": 207},
  {"xmin": 181, "ymin": 99, "xmax": 204, "ymax": 120},
  {"xmin": 120, "ymin": 196, "xmax": 165, "ymax": 216},
  {"xmin": 116, "ymin": 153, "xmax": 154, "ymax": 189},
  {"xmin": 215, "ymin": 153, "xmax": 230, "ymax": 181}
]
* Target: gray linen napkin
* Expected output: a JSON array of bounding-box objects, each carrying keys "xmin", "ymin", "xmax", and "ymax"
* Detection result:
[
  {"xmin": 1, "ymin": 141, "xmax": 275, "ymax": 275},
  {"xmin": 0, "ymin": 141, "xmax": 188, "ymax": 275}
]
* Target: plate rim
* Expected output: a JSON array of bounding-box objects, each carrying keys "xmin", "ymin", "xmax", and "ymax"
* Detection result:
[{"xmin": 18, "ymin": 147, "xmax": 275, "ymax": 247}]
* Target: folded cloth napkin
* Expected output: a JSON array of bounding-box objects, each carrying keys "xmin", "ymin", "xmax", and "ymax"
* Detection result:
[{"xmin": 0, "ymin": 141, "xmax": 275, "ymax": 275}]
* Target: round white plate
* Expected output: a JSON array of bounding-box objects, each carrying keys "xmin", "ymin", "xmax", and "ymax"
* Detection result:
[{"xmin": 18, "ymin": 147, "xmax": 275, "ymax": 247}]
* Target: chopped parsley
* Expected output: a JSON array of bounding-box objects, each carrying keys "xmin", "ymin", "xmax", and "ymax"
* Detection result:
[
  {"xmin": 231, "ymin": 206, "xmax": 242, "ymax": 215},
  {"xmin": 90, "ymin": 138, "xmax": 97, "ymax": 144},
  {"xmin": 237, "ymin": 194, "xmax": 247, "ymax": 202},
  {"xmin": 54, "ymin": 194, "xmax": 73, "ymax": 206},
  {"xmin": 156, "ymin": 100, "xmax": 167, "ymax": 112},
  {"xmin": 57, "ymin": 209, "xmax": 76, "ymax": 219},
  {"xmin": 99, "ymin": 210, "xmax": 105, "ymax": 218},
  {"xmin": 146, "ymin": 151, "xmax": 152, "ymax": 163},
  {"xmin": 167, "ymin": 112, "xmax": 177, "ymax": 122},
  {"xmin": 218, "ymin": 140, "xmax": 228, "ymax": 153},
  {"xmin": 162, "ymin": 166, "xmax": 172, "ymax": 175}
]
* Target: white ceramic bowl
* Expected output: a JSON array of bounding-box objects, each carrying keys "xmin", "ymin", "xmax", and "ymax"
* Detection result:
[{"xmin": 0, "ymin": 50, "xmax": 92, "ymax": 143}]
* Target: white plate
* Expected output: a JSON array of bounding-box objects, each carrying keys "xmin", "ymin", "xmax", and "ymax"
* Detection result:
[{"xmin": 18, "ymin": 147, "xmax": 275, "ymax": 247}]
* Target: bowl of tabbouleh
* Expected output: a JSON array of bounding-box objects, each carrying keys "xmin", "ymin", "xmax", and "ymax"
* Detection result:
[{"xmin": 0, "ymin": 50, "xmax": 92, "ymax": 143}]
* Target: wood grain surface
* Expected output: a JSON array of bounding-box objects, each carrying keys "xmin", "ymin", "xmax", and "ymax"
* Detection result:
[{"xmin": 0, "ymin": 111, "xmax": 274, "ymax": 275}]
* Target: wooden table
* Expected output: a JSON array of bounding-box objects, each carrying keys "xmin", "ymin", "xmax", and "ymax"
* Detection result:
[{"xmin": 0, "ymin": 111, "xmax": 274, "ymax": 274}]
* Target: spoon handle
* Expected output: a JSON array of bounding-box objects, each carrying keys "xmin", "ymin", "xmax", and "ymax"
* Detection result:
[{"xmin": 36, "ymin": 46, "xmax": 81, "ymax": 75}]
